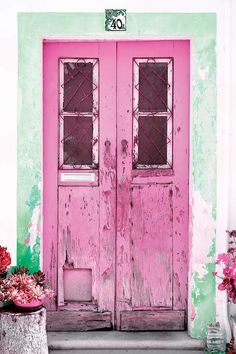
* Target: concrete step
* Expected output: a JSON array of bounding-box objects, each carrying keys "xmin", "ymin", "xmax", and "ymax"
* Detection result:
[
  {"xmin": 48, "ymin": 331, "xmax": 204, "ymax": 353},
  {"xmin": 49, "ymin": 351, "xmax": 204, "ymax": 354}
]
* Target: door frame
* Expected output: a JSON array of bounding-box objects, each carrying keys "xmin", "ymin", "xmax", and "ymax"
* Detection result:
[{"xmin": 43, "ymin": 37, "xmax": 192, "ymax": 329}]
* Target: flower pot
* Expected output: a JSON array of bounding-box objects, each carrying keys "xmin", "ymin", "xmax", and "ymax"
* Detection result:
[{"xmin": 13, "ymin": 298, "xmax": 45, "ymax": 311}]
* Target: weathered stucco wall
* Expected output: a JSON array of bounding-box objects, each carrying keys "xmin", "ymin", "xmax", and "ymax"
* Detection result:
[{"xmin": 18, "ymin": 12, "xmax": 216, "ymax": 337}]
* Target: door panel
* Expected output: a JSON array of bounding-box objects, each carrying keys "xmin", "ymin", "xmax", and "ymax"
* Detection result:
[
  {"xmin": 58, "ymin": 187, "xmax": 100, "ymax": 306},
  {"xmin": 116, "ymin": 41, "xmax": 189, "ymax": 329},
  {"xmin": 120, "ymin": 310, "xmax": 185, "ymax": 331},
  {"xmin": 43, "ymin": 42, "xmax": 117, "ymax": 327},
  {"xmin": 130, "ymin": 183, "xmax": 173, "ymax": 309}
]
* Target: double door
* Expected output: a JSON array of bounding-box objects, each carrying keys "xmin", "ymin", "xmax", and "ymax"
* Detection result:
[{"xmin": 43, "ymin": 40, "xmax": 189, "ymax": 330}]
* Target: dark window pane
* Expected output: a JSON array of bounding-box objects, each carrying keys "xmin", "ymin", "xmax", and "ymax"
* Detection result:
[
  {"xmin": 138, "ymin": 116, "xmax": 167, "ymax": 165},
  {"xmin": 63, "ymin": 116, "xmax": 93, "ymax": 165},
  {"xmin": 139, "ymin": 63, "xmax": 168, "ymax": 112},
  {"xmin": 63, "ymin": 62, "xmax": 93, "ymax": 113}
]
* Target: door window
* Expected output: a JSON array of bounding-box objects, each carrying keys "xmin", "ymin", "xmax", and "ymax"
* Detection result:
[
  {"xmin": 133, "ymin": 58, "xmax": 173, "ymax": 168},
  {"xmin": 59, "ymin": 59, "xmax": 99, "ymax": 169}
]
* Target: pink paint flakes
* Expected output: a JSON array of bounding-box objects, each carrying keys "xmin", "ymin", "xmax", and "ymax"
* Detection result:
[
  {"xmin": 191, "ymin": 306, "xmax": 197, "ymax": 320},
  {"xmin": 25, "ymin": 237, "xmax": 30, "ymax": 245}
]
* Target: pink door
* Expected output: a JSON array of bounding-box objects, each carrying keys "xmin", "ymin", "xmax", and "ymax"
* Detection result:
[
  {"xmin": 43, "ymin": 40, "xmax": 189, "ymax": 331},
  {"xmin": 116, "ymin": 41, "xmax": 189, "ymax": 330}
]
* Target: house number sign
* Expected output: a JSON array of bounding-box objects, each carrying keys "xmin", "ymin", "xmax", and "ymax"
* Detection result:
[{"xmin": 105, "ymin": 9, "xmax": 126, "ymax": 31}]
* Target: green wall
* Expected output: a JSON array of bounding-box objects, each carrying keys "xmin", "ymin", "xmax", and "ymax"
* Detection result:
[{"xmin": 18, "ymin": 12, "xmax": 216, "ymax": 337}]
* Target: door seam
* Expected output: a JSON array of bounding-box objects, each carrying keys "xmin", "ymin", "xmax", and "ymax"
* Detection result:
[{"xmin": 114, "ymin": 40, "xmax": 118, "ymax": 329}]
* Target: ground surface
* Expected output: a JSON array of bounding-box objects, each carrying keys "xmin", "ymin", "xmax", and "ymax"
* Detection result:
[
  {"xmin": 49, "ymin": 350, "xmax": 204, "ymax": 353},
  {"xmin": 47, "ymin": 331, "xmax": 204, "ymax": 353}
]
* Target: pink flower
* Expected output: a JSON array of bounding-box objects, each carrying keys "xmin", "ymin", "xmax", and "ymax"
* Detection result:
[
  {"xmin": 215, "ymin": 253, "xmax": 231, "ymax": 266},
  {"xmin": 0, "ymin": 271, "xmax": 54, "ymax": 304},
  {"xmin": 218, "ymin": 279, "xmax": 230, "ymax": 291},
  {"xmin": 214, "ymin": 230, "xmax": 236, "ymax": 303},
  {"xmin": 0, "ymin": 246, "xmax": 11, "ymax": 274},
  {"xmin": 223, "ymin": 267, "xmax": 231, "ymax": 277}
]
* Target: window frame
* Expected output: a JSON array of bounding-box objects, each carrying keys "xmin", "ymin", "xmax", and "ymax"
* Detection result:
[
  {"xmin": 59, "ymin": 58, "xmax": 99, "ymax": 170},
  {"xmin": 133, "ymin": 58, "xmax": 173, "ymax": 169}
]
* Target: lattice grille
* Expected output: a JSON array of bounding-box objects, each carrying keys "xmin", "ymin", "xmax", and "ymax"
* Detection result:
[
  {"xmin": 133, "ymin": 58, "xmax": 173, "ymax": 169},
  {"xmin": 63, "ymin": 116, "xmax": 93, "ymax": 166},
  {"xmin": 138, "ymin": 116, "xmax": 170, "ymax": 165},
  {"xmin": 138, "ymin": 62, "xmax": 168, "ymax": 112},
  {"xmin": 59, "ymin": 59, "xmax": 99, "ymax": 169}
]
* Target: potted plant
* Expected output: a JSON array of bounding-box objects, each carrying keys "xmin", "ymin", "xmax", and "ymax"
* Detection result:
[
  {"xmin": 0, "ymin": 267, "xmax": 54, "ymax": 310},
  {"xmin": 0, "ymin": 245, "xmax": 54, "ymax": 310},
  {"xmin": 213, "ymin": 230, "xmax": 236, "ymax": 353}
]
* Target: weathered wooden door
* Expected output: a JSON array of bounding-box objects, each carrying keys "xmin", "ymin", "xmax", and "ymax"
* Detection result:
[
  {"xmin": 43, "ymin": 40, "xmax": 189, "ymax": 331},
  {"xmin": 43, "ymin": 41, "xmax": 117, "ymax": 330},
  {"xmin": 116, "ymin": 41, "xmax": 189, "ymax": 330}
]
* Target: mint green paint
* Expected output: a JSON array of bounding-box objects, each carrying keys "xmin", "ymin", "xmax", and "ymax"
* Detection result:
[
  {"xmin": 17, "ymin": 236, "xmax": 40, "ymax": 274},
  {"xmin": 192, "ymin": 37, "xmax": 217, "ymax": 220},
  {"xmin": 191, "ymin": 239, "xmax": 216, "ymax": 338},
  {"xmin": 26, "ymin": 184, "xmax": 41, "ymax": 214},
  {"xmin": 192, "ymin": 262, "xmax": 216, "ymax": 338},
  {"xmin": 208, "ymin": 238, "xmax": 216, "ymax": 259},
  {"xmin": 17, "ymin": 173, "xmax": 41, "ymax": 272},
  {"xmin": 18, "ymin": 12, "xmax": 216, "ymax": 337}
]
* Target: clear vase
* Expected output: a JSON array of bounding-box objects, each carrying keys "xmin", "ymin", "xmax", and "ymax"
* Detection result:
[
  {"xmin": 229, "ymin": 301, "xmax": 236, "ymax": 350},
  {"xmin": 205, "ymin": 322, "xmax": 226, "ymax": 353}
]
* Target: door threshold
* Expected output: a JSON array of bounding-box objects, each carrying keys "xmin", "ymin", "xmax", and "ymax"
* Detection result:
[
  {"xmin": 47, "ymin": 311, "xmax": 112, "ymax": 331},
  {"xmin": 47, "ymin": 331, "xmax": 204, "ymax": 351}
]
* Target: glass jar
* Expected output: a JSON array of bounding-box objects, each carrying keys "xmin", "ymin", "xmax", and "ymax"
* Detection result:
[{"xmin": 205, "ymin": 322, "xmax": 226, "ymax": 353}]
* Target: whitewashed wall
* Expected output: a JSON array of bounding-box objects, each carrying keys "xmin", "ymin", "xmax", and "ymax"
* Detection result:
[{"xmin": 229, "ymin": 0, "xmax": 236, "ymax": 230}]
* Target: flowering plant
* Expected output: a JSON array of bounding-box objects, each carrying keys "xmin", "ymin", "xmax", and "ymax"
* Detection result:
[
  {"xmin": 0, "ymin": 246, "xmax": 11, "ymax": 277},
  {"xmin": 0, "ymin": 268, "xmax": 54, "ymax": 305},
  {"xmin": 213, "ymin": 230, "xmax": 236, "ymax": 303}
]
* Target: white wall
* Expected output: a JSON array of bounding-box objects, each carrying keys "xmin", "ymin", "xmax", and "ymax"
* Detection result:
[
  {"xmin": 229, "ymin": 0, "xmax": 236, "ymax": 230},
  {"xmin": 0, "ymin": 0, "xmax": 234, "ymax": 295}
]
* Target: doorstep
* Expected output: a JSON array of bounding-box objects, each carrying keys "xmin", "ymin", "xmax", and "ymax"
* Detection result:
[
  {"xmin": 49, "ymin": 351, "xmax": 203, "ymax": 354},
  {"xmin": 47, "ymin": 331, "xmax": 204, "ymax": 351}
]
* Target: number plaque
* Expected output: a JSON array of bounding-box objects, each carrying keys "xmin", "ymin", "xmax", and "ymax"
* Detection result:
[{"xmin": 105, "ymin": 9, "xmax": 126, "ymax": 31}]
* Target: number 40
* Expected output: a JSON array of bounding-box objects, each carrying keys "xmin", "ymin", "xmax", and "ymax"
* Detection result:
[{"xmin": 111, "ymin": 18, "xmax": 123, "ymax": 30}]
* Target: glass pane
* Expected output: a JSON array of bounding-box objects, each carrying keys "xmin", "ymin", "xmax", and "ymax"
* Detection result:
[
  {"xmin": 138, "ymin": 116, "xmax": 167, "ymax": 165},
  {"xmin": 63, "ymin": 62, "xmax": 93, "ymax": 113},
  {"xmin": 63, "ymin": 116, "xmax": 93, "ymax": 166},
  {"xmin": 139, "ymin": 63, "xmax": 168, "ymax": 112}
]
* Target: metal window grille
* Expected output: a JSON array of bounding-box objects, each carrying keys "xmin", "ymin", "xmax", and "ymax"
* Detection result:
[
  {"xmin": 133, "ymin": 58, "xmax": 173, "ymax": 169},
  {"xmin": 59, "ymin": 59, "xmax": 99, "ymax": 169}
]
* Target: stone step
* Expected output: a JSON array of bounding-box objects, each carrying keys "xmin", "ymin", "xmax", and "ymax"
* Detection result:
[
  {"xmin": 48, "ymin": 331, "xmax": 204, "ymax": 353},
  {"xmin": 49, "ymin": 350, "xmax": 204, "ymax": 354}
]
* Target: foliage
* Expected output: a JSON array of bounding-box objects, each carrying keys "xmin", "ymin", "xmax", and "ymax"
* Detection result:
[
  {"xmin": 213, "ymin": 231, "xmax": 236, "ymax": 353},
  {"xmin": 0, "ymin": 270, "xmax": 54, "ymax": 304},
  {"xmin": 12, "ymin": 266, "xmax": 29, "ymax": 275},
  {"xmin": 0, "ymin": 246, "xmax": 11, "ymax": 277},
  {"xmin": 213, "ymin": 230, "xmax": 236, "ymax": 303},
  {"xmin": 0, "ymin": 247, "xmax": 54, "ymax": 305}
]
